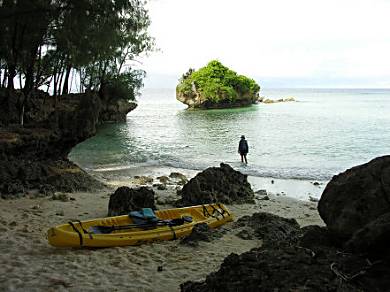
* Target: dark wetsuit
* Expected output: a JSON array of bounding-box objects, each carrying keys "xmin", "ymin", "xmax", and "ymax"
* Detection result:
[{"xmin": 238, "ymin": 139, "xmax": 248, "ymax": 163}]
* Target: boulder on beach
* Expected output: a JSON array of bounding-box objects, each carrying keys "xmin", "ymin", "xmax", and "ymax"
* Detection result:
[
  {"xmin": 234, "ymin": 212, "xmax": 301, "ymax": 245},
  {"xmin": 181, "ymin": 223, "xmax": 224, "ymax": 246},
  {"xmin": 178, "ymin": 163, "xmax": 255, "ymax": 206},
  {"xmin": 108, "ymin": 186, "xmax": 156, "ymax": 216},
  {"xmin": 318, "ymin": 155, "xmax": 390, "ymax": 241},
  {"xmin": 181, "ymin": 221, "xmax": 390, "ymax": 292}
]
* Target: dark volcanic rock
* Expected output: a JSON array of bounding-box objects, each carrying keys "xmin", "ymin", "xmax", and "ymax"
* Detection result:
[
  {"xmin": 108, "ymin": 186, "xmax": 157, "ymax": 216},
  {"xmin": 345, "ymin": 212, "xmax": 390, "ymax": 255},
  {"xmin": 234, "ymin": 212, "xmax": 301, "ymax": 246},
  {"xmin": 178, "ymin": 163, "xmax": 254, "ymax": 206},
  {"xmin": 182, "ymin": 157, "xmax": 390, "ymax": 292},
  {"xmin": 0, "ymin": 90, "xmax": 104, "ymax": 197},
  {"xmin": 181, "ymin": 223, "xmax": 224, "ymax": 246},
  {"xmin": 99, "ymin": 99, "xmax": 137, "ymax": 122},
  {"xmin": 181, "ymin": 243, "xmax": 390, "ymax": 292},
  {"xmin": 299, "ymin": 225, "xmax": 338, "ymax": 250},
  {"xmin": 181, "ymin": 245, "xmax": 356, "ymax": 292},
  {"xmin": 318, "ymin": 155, "xmax": 390, "ymax": 241}
]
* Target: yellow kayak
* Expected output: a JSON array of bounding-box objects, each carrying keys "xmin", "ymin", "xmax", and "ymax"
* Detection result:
[{"xmin": 47, "ymin": 203, "xmax": 233, "ymax": 248}]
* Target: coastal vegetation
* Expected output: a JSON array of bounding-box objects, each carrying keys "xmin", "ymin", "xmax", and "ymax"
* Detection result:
[
  {"xmin": 176, "ymin": 60, "xmax": 260, "ymax": 109},
  {"xmin": 0, "ymin": 0, "xmax": 154, "ymax": 124},
  {"xmin": 0, "ymin": 0, "xmax": 154, "ymax": 196}
]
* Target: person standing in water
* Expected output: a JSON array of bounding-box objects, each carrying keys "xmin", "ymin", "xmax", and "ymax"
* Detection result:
[{"xmin": 238, "ymin": 135, "xmax": 249, "ymax": 164}]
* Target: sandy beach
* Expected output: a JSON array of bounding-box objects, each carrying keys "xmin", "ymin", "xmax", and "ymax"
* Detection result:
[{"xmin": 0, "ymin": 169, "xmax": 324, "ymax": 292}]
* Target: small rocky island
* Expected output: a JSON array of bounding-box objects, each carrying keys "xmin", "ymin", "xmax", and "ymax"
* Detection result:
[{"xmin": 176, "ymin": 60, "xmax": 260, "ymax": 109}]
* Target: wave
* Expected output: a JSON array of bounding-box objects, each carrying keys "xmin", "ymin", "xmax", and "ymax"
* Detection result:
[{"xmin": 81, "ymin": 155, "xmax": 340, "ymax": 184}]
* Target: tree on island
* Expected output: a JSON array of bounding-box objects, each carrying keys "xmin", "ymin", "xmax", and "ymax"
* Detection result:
[
  {"xmin": 0, "ymin": 0, "xmax": 154, "ymax": 124},
  {"xmin": 176, "ymin": 60, "xmax": 260, "ymax": 109}
]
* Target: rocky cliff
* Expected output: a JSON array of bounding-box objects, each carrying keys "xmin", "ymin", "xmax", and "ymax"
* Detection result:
[
  {"xmin": 0, "ymin": 89, "xmax": 119, "ymax": 197},
  {"xmin": 176, "ymin": 85, "xmax": 257, "ymax": 109}
]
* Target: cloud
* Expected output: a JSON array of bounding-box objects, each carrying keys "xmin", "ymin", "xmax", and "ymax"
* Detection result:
[{"xmin": 141, "ymin": 0, "xmax": 390, "ymax": 87}]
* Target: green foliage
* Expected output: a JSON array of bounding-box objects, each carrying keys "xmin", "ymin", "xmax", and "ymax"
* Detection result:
[
  {"xmin": 177, "ymin": 60, "xmax": 260, "ymax": 103},
  {"xmin": 0, "ymin": 0, "xmax": 155, "ymax": 98},
  {"xmin": 104, "ymin": 70, "xmax": 145, "ymax": 101}
]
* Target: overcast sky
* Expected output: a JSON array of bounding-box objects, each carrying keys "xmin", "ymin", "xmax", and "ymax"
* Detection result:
[{"xmin": 141, "ymin": 0, "xmax": 390, "ymax": 88}]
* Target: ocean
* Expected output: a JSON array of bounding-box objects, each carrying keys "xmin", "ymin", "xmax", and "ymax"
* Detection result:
[{"xmin": 70, "ymin": 88, "xmax": 390, "ymax": 189}]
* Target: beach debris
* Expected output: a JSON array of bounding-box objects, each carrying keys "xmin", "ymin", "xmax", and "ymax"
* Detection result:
[
  {"xmin": 52, "ymin": 193, "xmax": 70, "ymax": 202},
  {"xmin": 131, "ymin": 175, "xmax": 154, "ymax": 185},
  {"xmin": 308, "ymin": 196, "xmax": 319, "ymax": 202},
  {"xmin": 178, "ymin": 163, "xmax": 255, "ymax": 206},
  {"xmin": 312, "ymin": 181, "xmax": 320, "ymax": 186},
  {"xmin": 157, "ymin": 266, "xmax": 164, "ymax": 272},
  {"xmin": 255, "ymin": 189, "xmax": 267, "ymax": 196},
  {"xmin": 157, "ymin": 176, "xmax": 169, "ymax": 184},
  {"xmin": 169, "ymin": 172, "xmax": 188, "ymax": 185},
  {"xmin": 9, "ymin": 221, "xmax": 17, "ymax": 227},
  {"xmin": 259, "ymin": 195, "xmax": 270, "ymax": 201},
  {"xmin": 55, "ymin": 210, "xmax": 64, "ymax": 216},
  {"xmin": 48, "ymin": 277, "xmax": 73, "ymax": 288},
  {"xmin": 108, "ymin": 186, "xmax": 156, "ymax": 216},
  {"xmin": 271, "ymin": 180, "xmax": 274, "ymax": 184}
]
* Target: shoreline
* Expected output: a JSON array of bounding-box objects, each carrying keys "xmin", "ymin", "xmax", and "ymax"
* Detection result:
[
  {"xmin": 0, "ymin": 164, "xmax": 324, "ymax": 291},
  {"xmin": 87, "ymin": 164, "xmax": 327, "ymax": 201}
]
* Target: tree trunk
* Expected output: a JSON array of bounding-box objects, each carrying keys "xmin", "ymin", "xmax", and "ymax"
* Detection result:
[
  {"xmin": 7, "ymin": 65, "xmax": 16, "ymax": 90},
  {"xmin": 62, "ymin": 64, "xmax": 72, "ymax": 95}
]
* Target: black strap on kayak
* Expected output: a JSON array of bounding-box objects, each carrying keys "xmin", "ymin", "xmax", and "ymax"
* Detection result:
[
  {"xmin": 217, "ymin": 203, "xmax": 230, "ymax": 217},
  {"xmin": 202, "ymin": 204, "xmax": 212, "ymax": 218},
  {"xmin": 202, "ymin": 204, "xmax": 219, "ymax": 220},
  {"xmin": 203, "ymin": 204, "xmax": 230, "ymax": 220},
  {"xmin": 75, "ymin": 220, "xmax": 93, "ymax": 240},
  {"xmin": 68, "ymin": 221, "xmax": 83, "ymax": 246},
  {"xmin": 210, "ymin": 204, "xmax": 224, "ymax": 219},
  {"xmin": 169, "ymin": 225, "xmax": 177, "ymax": 240}
]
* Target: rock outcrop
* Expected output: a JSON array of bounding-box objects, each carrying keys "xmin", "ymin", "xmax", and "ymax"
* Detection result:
[
  {"xmin": 0, "ymin": 90, "xmax": 105, "ymax": 197},
  {"xmin": 182, "ymin": 217, "xmax": 390, "ymax": 292},
  {"xmin": 176, "ymin": 88, "xmax": 257, "ymax": 109},
  {"xmin": 178, "ymin": 163, "xmax": 255, "ymax": 206},
  {"xmin": 181, "ymin": 242, "xmax": 390, "ymax": 292},
  {"xmin": 318, "ymin": 155, "xmax": 390, "ymax": 241},
  {"xmin": 99, "ymin": 99, "xmax": 137, "ymax": 122},
  {"xmin": 234, "ymin": 212, "xmax": 301, "ymax": 245},
  {"xmin": 176, "ymin": 60, "xmax": 260, "ymax": 109},
  {"xmin": 108, "ymin": 186, "xmax": 156, "ymax": 216},
  {"xmin": 258, "ymin": 97, "xmax": 296, "ymax": 104},
  {"xmin": 181, "ymin": 157, "xmax": 390, "ymax": 292}
]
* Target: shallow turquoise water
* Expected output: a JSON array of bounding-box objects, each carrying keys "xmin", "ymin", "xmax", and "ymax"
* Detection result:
[{"xmin": 70, "ymin": 88, "xmax": 390, "ymax": 180}]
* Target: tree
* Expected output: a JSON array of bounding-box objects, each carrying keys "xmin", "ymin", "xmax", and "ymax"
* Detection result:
[
  {"xmin": 177, "ymin": 60, "xmax": 260, "ymax": 104},
  {"xmin": 0, "ymin": 0, "xmax": 154, "ymax": 124}
]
